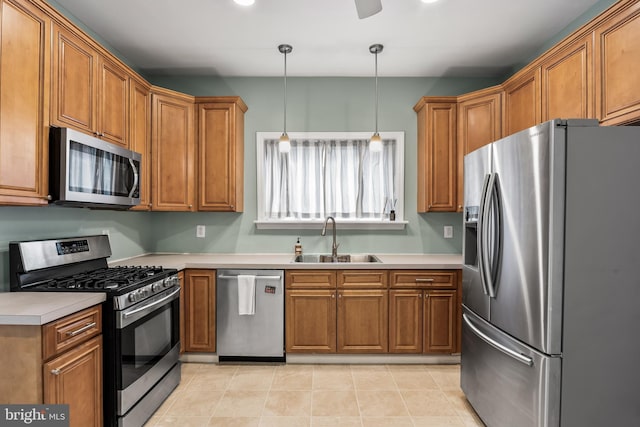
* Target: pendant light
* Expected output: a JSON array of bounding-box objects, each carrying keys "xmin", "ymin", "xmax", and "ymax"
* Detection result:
[
  {"xmin": 278, "ymin": 44, "xmax": 293, "ymax": 153},
  {"xmin": 369, "ymin": 43, "xmax": 384, "ymax": 153}
]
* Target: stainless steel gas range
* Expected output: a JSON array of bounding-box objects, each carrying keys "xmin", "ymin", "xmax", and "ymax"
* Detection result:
[{"xmin": 9, "ymin": 235, "xmax": 180, "ymax": 427}]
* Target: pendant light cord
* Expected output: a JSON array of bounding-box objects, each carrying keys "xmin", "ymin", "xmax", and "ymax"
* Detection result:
[
  {"xmin": 374, "ymin": 48, "xmax": 378, "ymax": 134},
  {"xmin": 283, "ymin": 49, "xmax": 287, "ymax": 134}
]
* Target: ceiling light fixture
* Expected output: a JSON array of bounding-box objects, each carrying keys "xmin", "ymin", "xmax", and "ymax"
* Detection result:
[
  {"xmin": 421, "ymin": 0, "xmax": 440, "ymax": 4},
  {"xmin": 234, "ymin": 0, "xmax": 255, "ymax": 6},
  {"xmin": 278, "ymin": 44, "xmax": 293, "ymax": 153},
  {"xmin": 369, "ymin": 43, "xmax": 384, "ymax": 153}
]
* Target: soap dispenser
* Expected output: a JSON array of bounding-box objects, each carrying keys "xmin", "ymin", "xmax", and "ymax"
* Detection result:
[{"xmin": 294, "ymin": 237, "xmax": 303, "ymax": 256}]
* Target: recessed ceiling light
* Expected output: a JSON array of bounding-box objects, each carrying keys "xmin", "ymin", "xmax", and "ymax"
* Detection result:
[
  {"xmin": 421, "ymin": 0, "xmax": 440, "ymax": 3},
  {"xmin": 234, "ymin": 0, "xmax": 255, "ymax": 6}
]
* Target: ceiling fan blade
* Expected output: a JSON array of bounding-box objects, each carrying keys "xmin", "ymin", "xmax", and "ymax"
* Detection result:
[{"xmin": 354, "ymin": 0, "xmax": 382, "ymax": 19}]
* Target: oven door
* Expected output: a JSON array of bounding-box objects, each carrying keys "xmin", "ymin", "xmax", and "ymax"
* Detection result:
[{"xmin": 115, "ymin": 286, "xmax": 180, "ymax": 416}]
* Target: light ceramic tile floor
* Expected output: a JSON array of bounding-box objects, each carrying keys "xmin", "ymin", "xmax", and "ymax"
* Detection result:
[{"xmin": 144, "ymin": 363, "xmax": 485, "ymax": 427}]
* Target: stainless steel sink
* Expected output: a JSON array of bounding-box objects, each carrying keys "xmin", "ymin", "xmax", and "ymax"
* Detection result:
[{"xmin": 293, "ymin": 254, "xmax": 381, "ymax": 263}]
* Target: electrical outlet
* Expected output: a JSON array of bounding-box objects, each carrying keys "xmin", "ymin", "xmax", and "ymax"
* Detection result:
[
  {"xmin": 444, "ymin": 225, "xmax": 453, "ymax": 239},
  {"xmin": 196, "ymin": 225, "xmax": 206, "ymax": 238}
]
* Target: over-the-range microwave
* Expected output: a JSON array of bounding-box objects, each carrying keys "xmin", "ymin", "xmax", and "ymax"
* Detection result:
[{"xmin": 49, "ymin": 127, "xmax": 141, "ymax": 209}]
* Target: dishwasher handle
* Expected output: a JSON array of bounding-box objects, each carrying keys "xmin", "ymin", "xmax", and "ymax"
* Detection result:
[{"xmin": 218, "ymin": 274, "xmax": 282, "ymax": 280}]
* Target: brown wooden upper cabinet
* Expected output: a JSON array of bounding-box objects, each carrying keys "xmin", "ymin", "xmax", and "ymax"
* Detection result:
[
  {"xmin": 541, "ymin": 33, "xmax": 594, "ymax": 122},
  {"xmin": 129, "ymin": 77, "xmax": 152, "ymax": 211},
  {"xmin": 0, "ymin": 0, "xmax": 50, "ymax": 206},
  {"xmin": 502, "ymin": 66, "xmax": 541, "ymax": 137},
  {"xmin": 595, "ymin": 1, "xmax": 640, "ymax": 125},
  {"xmin": 52, "ymin": 23, "xmax": 129, "ymax": 148},
  {"xmin": 151, "ymin": 88, "xmax": 195, "ymax": 211},
  {"xmin": 196, "ymin": 97, "xmax": 247, "ymax": 212},
  {"xmin": 414, "ymin": 97, "xmax": 458, "ymax": 213},
  {"xmin": 457, "ymin": 87, "xmax": 502, "ymax": 212}
]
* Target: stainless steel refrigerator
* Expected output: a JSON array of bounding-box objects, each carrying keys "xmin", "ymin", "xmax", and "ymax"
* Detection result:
[{"xmin": 461, "ymin": 119, "xmax": 640, "ymax": 427}]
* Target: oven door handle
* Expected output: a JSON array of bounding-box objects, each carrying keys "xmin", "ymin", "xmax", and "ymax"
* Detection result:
[{"xmin": 123, "ymin": 287, "xmax": 180, "ymax": 319}]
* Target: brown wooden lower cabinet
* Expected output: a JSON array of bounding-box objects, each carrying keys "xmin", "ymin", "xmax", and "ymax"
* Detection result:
[
  {"xmin": 285, "ymin": 289, "xmax": 336, "ymax": 353},
  {"xmin": 0, "ymin": 305, "xmax": 103, "ymax": 427},
  {"xmin": 337, "ymin": 289, "xmax": 388, "ymax": 353},
  {"xmin": 183, "ymin": 269, "xmax": 216, "ymax": 352},
  {"xmin": 389, "ymin": 289, "xmax": 423, "ymax": 353},
  {"xmin": 423, "ymin": 289, "xmax": 457, "ymax": 353},
  {"xmin": 285, "ymin": 269, "xmax": 460, "ymax": 355},
  {"xmin": 389, "ymin": 289, "xmax": 458, "ymax": 354},
  {"xmin": 44, "ymin": 335, "xmax": 103, "ymax": 427}
]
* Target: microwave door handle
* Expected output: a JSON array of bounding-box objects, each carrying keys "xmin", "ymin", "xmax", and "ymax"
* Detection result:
[{"xmin": 127, "ymin": 158, "xmax": 139, "ymax": 198}]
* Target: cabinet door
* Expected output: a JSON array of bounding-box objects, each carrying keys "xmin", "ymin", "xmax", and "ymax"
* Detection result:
[
  {"xmin": 151, "ymin": 90, "xmax": 195, "ymax": 211},
  {"xmin": 595, "ymin": 2, "xmax": 640, "ymax": 125},
  {"xmin": 97, "ymin": 57, "xmax": 128, "ymax": 147},
  {"xmin": 52, "ymin": 23, "xmax": 97, "ymax": 134},
  {"xmin": 0, "ymin": 0, "xmax": 50, "ymax": 205},
  {"xmin": 424, "ymin": 290, "xmax": 457, "ymax": 353},
  {"xmin": 541, "ymin": 34, "xmax": 594, "ymax": 122},
  {"xmin": 197, "ymin": 98, "xmax": 246, "ymax": 212},
  {"xmin": 503, "ymin": 67, "xmax": 541, "ymax": 137},
  {"xmin": 184, "ymin": 270, "xmax": 216, "ymax": 352},
  {"xmin": 389, "ymin": 290, "xmax": 423, "ymax": 353},
  {"xmin": 285, "ymin": 289, "xmax": 336, "ymax": 353},
  {"xmin": 43, "ymin": 335, "xmax": 102, "ymax": 427},
  {"xmin": 178, "ymin": 271, "xmax": 185, "ymax": 353},
  {"xmin": 129, "ymin": 78, "xmax": 152, "ymax": 210},
  {"xmin": 337, "ymin": 289, "xmax": 388, "ymax": 353},
  {"xmin": 415, "ymin": 98, "xmax": 457, "ymax": 212},
  {"xmin": 457, "ymin": 87, "xmax": 502, "ymax": 212}
]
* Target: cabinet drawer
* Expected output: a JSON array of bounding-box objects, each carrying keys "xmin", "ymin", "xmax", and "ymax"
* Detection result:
[
  {"xmin": 286, "ymin": 270, "xmax": 336, "ymax": 289},
  {"xmin": 337, "ymin": 270, "xmax": 388, "ymax": 289},
  {"xmin": 42, "ymin": 305, "xmax": 102, "ymax": 360},
  {"xmin": 389, "ymin": 270, "xmax": 456, "ymax": 289}
]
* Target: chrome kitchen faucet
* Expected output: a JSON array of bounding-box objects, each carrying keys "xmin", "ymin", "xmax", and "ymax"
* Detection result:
[{"xmin": 321, "ymin": 216, "xmax": 339, "ymax": 261}]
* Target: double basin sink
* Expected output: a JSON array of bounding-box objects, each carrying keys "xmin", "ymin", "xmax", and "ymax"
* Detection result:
[{"xmin": 293, "ymin": 254, "xmax": 381, "ymax": 263}]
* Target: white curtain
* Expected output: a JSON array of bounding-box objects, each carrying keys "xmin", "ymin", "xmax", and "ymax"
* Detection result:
[{"xmin": 263, "ymin": 138, "xmax": 397, "ymax": 220}]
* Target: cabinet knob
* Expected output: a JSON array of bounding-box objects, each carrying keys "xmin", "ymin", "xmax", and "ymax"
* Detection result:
[
  {"xmin": 331, "ymin": 293, "xmax": 335, "ymax": 299},
  {"xmin": 51, "ymin": 369, "xmax": 61, "ymax": 376}
]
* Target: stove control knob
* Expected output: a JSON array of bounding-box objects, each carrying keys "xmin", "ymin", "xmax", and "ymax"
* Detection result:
[
  {"xmin": 128, "ymin": 293, "xmax": 137, "ymax": 302},
  {"xmin": 152, "ymin": 282, "xmax": 161, "ymax": 292}
]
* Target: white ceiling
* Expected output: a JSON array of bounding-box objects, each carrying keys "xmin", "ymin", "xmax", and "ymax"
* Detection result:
[{"xmin": 53, "ymin": 0, "xmax": 602, "ymax": 78}]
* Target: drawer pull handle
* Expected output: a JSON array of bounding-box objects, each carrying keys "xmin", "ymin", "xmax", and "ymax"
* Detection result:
[
  {"xmin": 66, "ymin": 322, "xmax": 97, "ymax": 337},
  {"xmin": 415, "ymin": 278, "xmax": 434, "ymax": 283},
  {"xmin": 51, "ymin": 369, "xmax": 61, "ymax": 376}
]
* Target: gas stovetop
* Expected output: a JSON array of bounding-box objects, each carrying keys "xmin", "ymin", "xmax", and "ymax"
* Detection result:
[{"xmin": 29, "ymin": 266, "xmax": 172, "ymax": 293}]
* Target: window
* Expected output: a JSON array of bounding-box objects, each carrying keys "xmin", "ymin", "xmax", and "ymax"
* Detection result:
[{"xmin": 255, "ymin": 132, "xmax": 405, "ymax": 229}]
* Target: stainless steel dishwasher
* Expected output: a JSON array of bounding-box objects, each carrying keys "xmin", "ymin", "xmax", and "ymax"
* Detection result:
[{"xmin": 216, "ymin": 269, "xmax": 285, "ymax": 362}]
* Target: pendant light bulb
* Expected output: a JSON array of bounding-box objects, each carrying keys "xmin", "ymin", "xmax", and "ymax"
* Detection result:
[
  {"xmin": 278, "ymin": 44, "xmax": 293, "ymax": 153},
  {"xmin": 279, "ymin": 132, "xmax": 291, "ymax": 153},
  {"xmin": 369, "ymin": 43, "xmax": 384, "ymax": 153},
  {"xmin": 369, "ymin": 132, "xmax": 383, "ymax": 152}
]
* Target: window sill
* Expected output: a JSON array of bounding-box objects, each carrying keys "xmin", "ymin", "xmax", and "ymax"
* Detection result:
[{"xmin": 254, "ymin": 219, "xmax": 408, "ymax": 230}]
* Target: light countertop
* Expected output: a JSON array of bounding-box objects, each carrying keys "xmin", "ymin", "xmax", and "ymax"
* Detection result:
[
  {"xmin": 0, "ymin": 253, "xmax": 461, "ymax": 325},
  {"xmin": 109, "ymin": 252, "xmax": 463, "ymax": 270},
  {"xmin": 0, "ymin": 292, "xmax": 106, "ymax": 326}
]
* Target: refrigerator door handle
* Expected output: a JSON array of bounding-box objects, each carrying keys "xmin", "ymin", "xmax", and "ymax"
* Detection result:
[
  {"xmin": 483, "ymin": 173, "xmax": 502, "ymax": 298},
  {"xmin": 477, "ymin": 173, "xmax": 492, "ymax": 296},
  {"xmin": 463, "ymin": 313, "xmax": 534, "ymax": 366}
]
